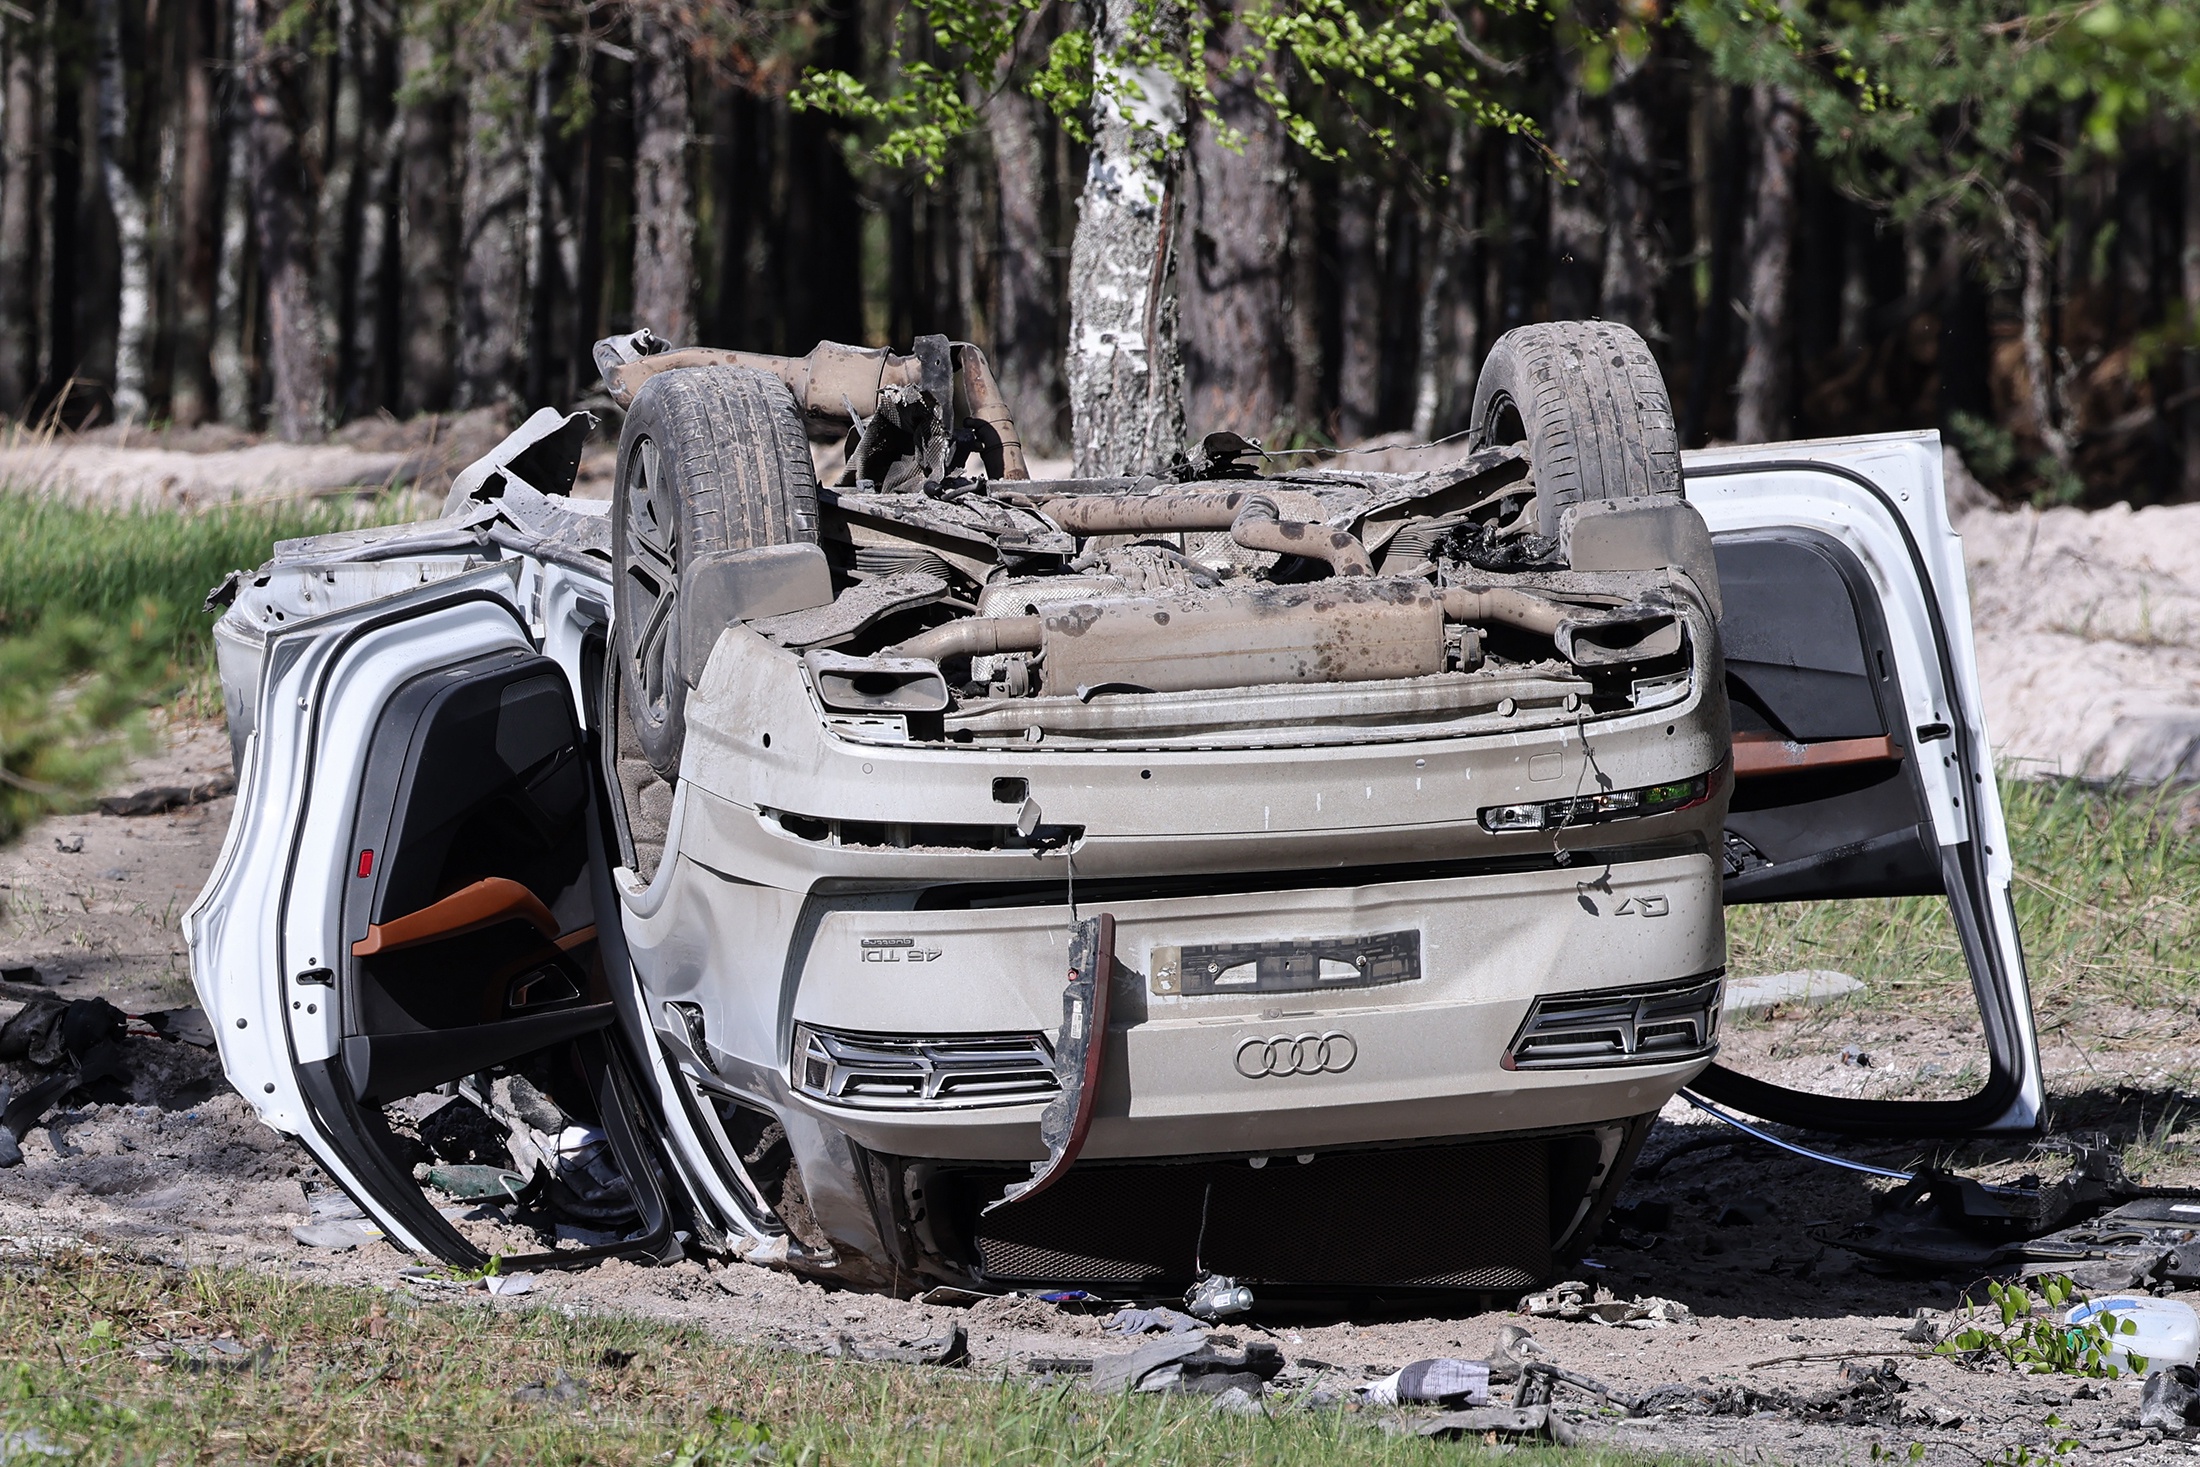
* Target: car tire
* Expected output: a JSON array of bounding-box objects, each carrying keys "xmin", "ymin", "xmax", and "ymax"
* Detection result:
[
  {"xmin": 1470, "ymin": 320, "xmax": 1681, "ymax": 538},
  {"xmin": 613, "ymin": 365, "xmax": 820, "ymax": 781}
]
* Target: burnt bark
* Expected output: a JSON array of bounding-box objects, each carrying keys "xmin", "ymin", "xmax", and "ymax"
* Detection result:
[
  {"xmin": 1734, "ymin": 82, "xmax": 1798, "ymax": 444},
  {"xmin": 630, "ymin": 11, "xmax": 692, "ymax": 345},
  {"xmin": 983, "ymin": 82, "xmax": 1064, "ymax": 454},
  {"xmin": 170, "ymin": 0, "xmax": 219, "ymax": 425},
  {"xmin": 0, "ymin": 12, "xmax": 38, "ymax": 415},
  {"xmin": 240, "ymin": 0, "xmax": 328, "ymax": 440},
  {"xmin": 1178, "ymin": 13, "xmax": 1288, "ymax": 443},
  {"xmin": 1064, "ymin": 0, "xmax": 1184, "ymax": 476},
  {"xmin": 456, "ymin": 18, "xmax": 531, "ymax": 409},
  {"xmin": 398, "ymin": 26, "xmax": 457, "ymax": 414},
  {"xmin": 1547, "ymin": 41, "xmax": 1605, "ymax": 321},
  {"xmin": 93, "ymin": 0, "xmax": 149, "ymax": 422},
  {"xmin": 1600, "ymin": 46, "xmax": 1660, "ymax": 336},
  {"xmin": 1334, "ymin": 173, "xmax": 1382, "ymax": 441}
]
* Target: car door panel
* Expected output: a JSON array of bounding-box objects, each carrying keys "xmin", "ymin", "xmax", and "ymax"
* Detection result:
[
  {"xmin": 187, "ymin": 564, "xmax": 686, "ymax": 1268},
  {"xmin": 1683, "ymin": 435, "xmax": 2039, "ymax": 1136}
]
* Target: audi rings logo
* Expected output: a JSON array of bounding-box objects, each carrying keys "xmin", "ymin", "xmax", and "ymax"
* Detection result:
[{"xmin": 1234, "ymin": 1031, "xmax": 1358, "ymax": 1079}]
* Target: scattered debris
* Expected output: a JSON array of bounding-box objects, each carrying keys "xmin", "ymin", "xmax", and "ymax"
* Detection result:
[
  {"xmin": 825, "ymin": 1324, "xmax": 969, "ymax": 1367},
  {"xmin": 1354, "ymin": 1358, "xmax": 1491, "ymax": 1406},
  {"xmin": 1412, "ymin": 1404, "xmax": 1577, "ymax": 1446},
  {"xmin": 1088, "ymin": 1335, "xmax": 1283, "ymax": 1396},
  {"xmin": 1185, "ymin": 1274, "xmax": 1253, "ymax": 1321},
  {"xmin": 51, "ymin": 836, "xmax": 80, "ymax": 854},
  {"xmin": 484, "ymin": 1272, "xmax": 536, "ymax": 1297},
  {"xmin": 598, "ymin": 1348, "xmax": 636, "ymax": 1369},
  {"xmin": 1520, "ymin": 1280, "xmax": 1694, "ymax": 1327},
  {"xmin": 139, "ymin": 1337, "xmax": 275, "ymax": 1375},
  {"xmin": 1105, "ymin": 1306, "xmax": 1205, "ymax": 1336},
  {"xmin": 98, "ymin": 774, "xmax": 236, "ymax": 817},
  {"xmin": 2142, "ymin": 1366, "xmax": 2200, "ymax": 1435},
  {"xmin": 1721, "ymin": 969, "xmax": 1864, "ymax": 1015},
  {"xmin": 137, "ymin": 1007, "xmax": 215, "ymax": 1047},
  {"xmin": 512, "ymin": 1370, "xmax": 589, "ymax": 1405},
  {"xmin": 1209, "ymin": 1384, "xmax": 1265, "ymax": 1417}
]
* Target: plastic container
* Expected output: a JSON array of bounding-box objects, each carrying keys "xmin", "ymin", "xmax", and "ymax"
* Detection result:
[{"xmin": 2065, "ymin": 1296, "xmax": 2200, "ymax": 1374}]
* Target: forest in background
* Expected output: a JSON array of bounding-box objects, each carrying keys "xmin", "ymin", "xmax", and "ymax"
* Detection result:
[{"xmin": 2, "ymin": 0, "xmax": 2197, "ymax": 505}]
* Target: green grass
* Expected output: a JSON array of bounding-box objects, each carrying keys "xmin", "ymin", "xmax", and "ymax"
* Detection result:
[
  {"xmin": 0, "ymin": 1254, "xmax": 1674, "ymax": 1466},
  {"xmin": 1727, "ymin": 776, "xmax": 2200, "ymax": 1010},
  {"xmin": 0, "ymin": 489, "xmax": 402, "ymax": 659},
  {"xmin": 0, "ymin": 490, "xmax": 412, "ymax": 841}
]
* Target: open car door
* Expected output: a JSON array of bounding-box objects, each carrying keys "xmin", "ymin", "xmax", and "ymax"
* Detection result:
[
  {"xmin": 1683, "ymin": 432, "xmax": 2042, "ymax": 1135},
  {"xmin": 183, "ymin": 558, "xmax": 701, "ymax": 1268}
]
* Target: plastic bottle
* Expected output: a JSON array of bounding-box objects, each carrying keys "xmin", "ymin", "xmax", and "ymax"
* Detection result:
[{"xmin": 2065, "ymin": 1296, "xmax": 2200, "ymax": 1374}]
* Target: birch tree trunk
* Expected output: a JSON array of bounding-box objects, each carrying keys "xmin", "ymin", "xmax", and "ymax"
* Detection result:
[
  {"xmin": 1065, "ymin": 0, "xmax": 1185, "ymax": 477},
  {"xmin": 211, "ymin": 0, "xmax": 253, "ymax": 427},
  {"xmin": 2017, "ymin": 210, "xmax": 2071, "ymax": 470},
  {"xmin": 1734, "ymin": 83, "xmax": 1798, "ymax": 444},
  {"xmin": 630, "ymin": 12, "xmax": 693, "ymax": 345},
  {"xmin": 983, "ymin": 81, "xmax": 1064, "ymax": 454},
  {"xmin": 171, "ymin": 0, "xmax": 219, "ymax": 426},
  {"xmin": 398, "ymin": 26, "xmax": 458, "ymax": 414},
  {"xmin": 1600, "ymin": 46, "xmax": 1660, "ymax": 336},
  {"xmin": 456, "ymin": 19, "xmax": 531, "ymax": 409},
  {"xmin": 1179, "ymin": 12, "xmax": 1287, "ymax": 443},
  {"xmin": 93, "ymin": 0, "xmax": 150, "ymax": 423},
  {"xmin": 240, "ymin": 0, "xmax": 329, "ymax": 438},
  {"xmin": 0, "ymin": 13, "xmax": 37, "ymax": 416}
]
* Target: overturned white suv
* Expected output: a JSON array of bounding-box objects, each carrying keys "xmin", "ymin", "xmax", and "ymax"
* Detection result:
[{"xmin": 186, "ymin": 322, "xmax": 2039, "ymax": 1297}]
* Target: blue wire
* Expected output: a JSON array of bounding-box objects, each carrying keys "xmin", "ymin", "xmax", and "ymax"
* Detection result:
[{"xmin": 1676, "ymin": 1089, "xmax": 1917, "ymax": 1182}]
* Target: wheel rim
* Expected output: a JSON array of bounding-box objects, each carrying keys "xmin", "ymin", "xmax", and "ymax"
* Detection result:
[{"xmin": 619, "ymin": 437, "xmax": 679, "ymax": 729}]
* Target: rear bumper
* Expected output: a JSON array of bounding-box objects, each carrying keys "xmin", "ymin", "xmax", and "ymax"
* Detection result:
[{"xmin": 638, "ymin": 841, "xmax": 1722, "ymax": 1159}]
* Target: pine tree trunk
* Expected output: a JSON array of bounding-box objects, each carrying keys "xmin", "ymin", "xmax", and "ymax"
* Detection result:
[
  {"xmin": 2184, "ymin": 146, "xmax": 2200, "ymax": 501},
  {"xmin": 1547, "ymin": 41, "xmax": 1605, "ymax": 321},
  {"xmin": 1734, "ymin": 83, "xmax": 1798, "ymax": 444},
  {"xmin": 1600, "ymin": 47, "xmax": 1659, "ymax": 335},
  {"xmin": 94, "ymin": 0, "xmax": 151, "ymax": 423},
  {"xmin": 1178, "ymin": 12, "xmax": 1287, "ymax": 443},
  {"xmin": 170, "ymin": 0, "xmax": 219, "ymax": 425},
  {"xmin": 1414, "ymin": 128, "xmax": 1479, "ymax": 439},
  {"xmin": 239, "ymin": 0, "xmax": 327, "ymax": 438},
  {"xmin": 398, "ymin": 26, "xmax": 457, "ymax": 414},
  {"xmin": 1286, "ymin": 168, "xmax": 1322, "ymax": 434},
  {"xmin": 0, "ymin": 13, "xmax": 38, "ymax": 416},
  {"xmin": 1065, "ymin": 0, "xmax": 1185, "ymax": 476},
  {"xmin": 983, "ymin": 82, "xmax": 1064, "ymax": 454},
  {"xmin": 313, "ymin": 0, "xmax": 362, "ymax": 412},
  {"xmin": 630, "ymin": 12, "xmax": 693, "ymax": 345},
  {"xmin": 1335, "ymin": 174, "xmax": 1382, "ymax": 440},
  {"xmin": 456, "ymin": 21, "xmax": 530, "ymax": 410}
]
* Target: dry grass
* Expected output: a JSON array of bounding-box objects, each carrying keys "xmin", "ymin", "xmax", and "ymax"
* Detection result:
[
  {"xmin": 0, "ymin": 1253, "xmax": 1685, "ymax": 1466},
  {"xmin": 1726, "ymin": 777, "xmax": 2200, "ymax": 1011}
]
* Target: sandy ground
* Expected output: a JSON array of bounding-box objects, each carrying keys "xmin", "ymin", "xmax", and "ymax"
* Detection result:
[{"xmin": 2, "ymin": 717, "xmax": 2199, "ymax": 1462}]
